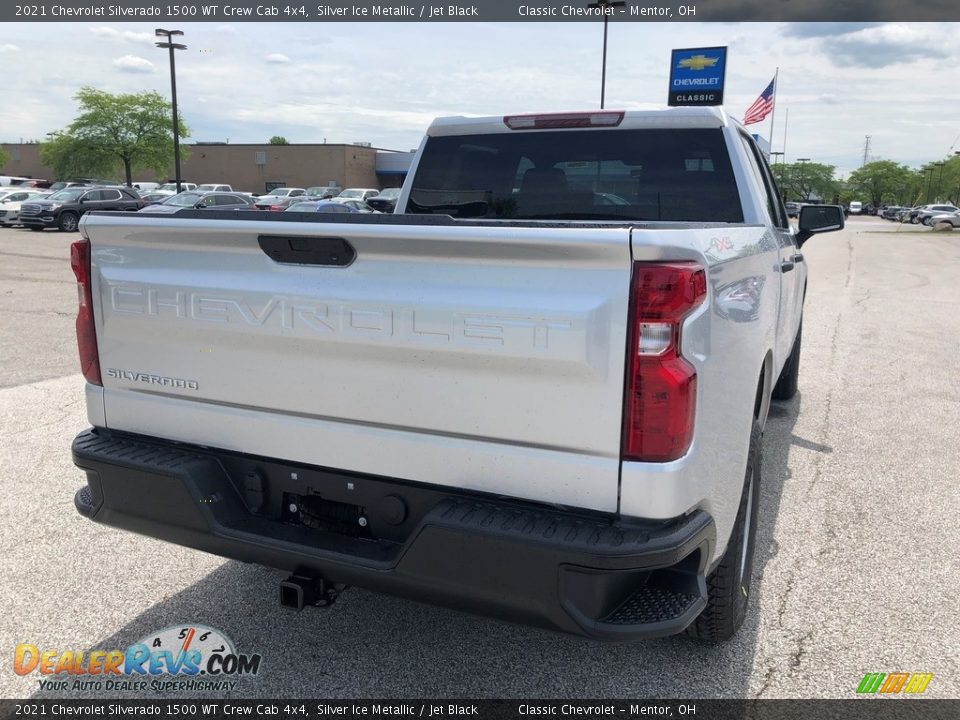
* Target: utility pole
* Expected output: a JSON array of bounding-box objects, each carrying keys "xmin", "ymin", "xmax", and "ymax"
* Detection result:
[{"xmin": 862, "ymin": 135, "xmax": 871, "ymax": 168}]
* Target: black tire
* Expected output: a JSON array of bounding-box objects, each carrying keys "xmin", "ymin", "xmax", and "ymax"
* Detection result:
[
  {"xmin": 910, "ymin": 215, "xmax": 919, "ymax": 225},
  {"xmin": 772, "ymin": 321, "xmax": 801, "ymax": 401},
  {"xmin": 28, "ymin": 225, "xmax": 44, "ymax": 232},
  {"xmin": 58, "ymin": 212, "xmax": 79, "ymax": 233},
  {"xmin": 686, "ymin": 420, "xmax": 762, "ymax": 643}
]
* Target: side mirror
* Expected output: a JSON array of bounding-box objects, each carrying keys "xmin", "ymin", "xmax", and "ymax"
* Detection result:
[{"xmin": 797, "ymin": 204, "xmax": 844, "ymax": 247}]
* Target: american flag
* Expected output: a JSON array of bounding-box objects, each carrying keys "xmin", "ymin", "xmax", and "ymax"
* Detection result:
[{"xmin": 743, "ymin": 77, "xmax": 775, "ymax": 125}]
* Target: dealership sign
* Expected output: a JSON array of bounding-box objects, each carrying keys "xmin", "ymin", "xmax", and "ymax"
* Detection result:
[{"xmin": 668, "ymin": 46, "xmax": 728, "ymax": 106}]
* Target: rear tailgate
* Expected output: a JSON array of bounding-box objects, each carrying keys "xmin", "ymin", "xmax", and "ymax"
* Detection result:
[{"xmin": 84, "ymin": 212, "xmax": 632, "ymax": 512}]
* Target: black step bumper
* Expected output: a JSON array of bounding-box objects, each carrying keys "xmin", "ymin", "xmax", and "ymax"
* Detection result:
[{"xmin": 72, "ymin": 428, "xmax": 715, "ymax": 640}]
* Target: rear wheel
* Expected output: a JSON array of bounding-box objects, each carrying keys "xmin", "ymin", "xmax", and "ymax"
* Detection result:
[
  {"xmin": 772, "ymin": 321, "xmax": 802, "ymax": 401},
  {"xmin": 58, "ymin": 212, "xmax": 79, "ymax": 233},
  {"xmin": 686, "ymin": 420, "xmax": 762, "ymax": 643}
]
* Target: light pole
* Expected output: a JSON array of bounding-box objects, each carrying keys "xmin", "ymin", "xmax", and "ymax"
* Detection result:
[
  {"xmin": 155, "ymin": 28, "xmax": 186, "ymax": 193},
  {"xmin": 935, "ymin": 162, "xmax": 946, "ymax": 201},
  {"xmin": 925, "ymin": 166, "xmax": 934, "ymax": 203},
  {"xmin": 587, "ymin": 0, "xmax": 626, "ymax": 109},
  {"xmin": 770, "ymin": 151, "xmax": 785, "ymax": 200},
  {"xmin": 797, "ymin": 157, "xmax": 810, "ymax": 201}
]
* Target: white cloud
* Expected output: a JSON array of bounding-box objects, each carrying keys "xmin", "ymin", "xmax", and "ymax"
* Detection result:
[
  {"xmin": 112, "ymin": 55, "xmax": 156, "ymax": 74},
  {"xmin": 265, "ymin": 53, "xmax": 291, "ymax": 64},
  {"xmin": 0, "ymin": 43, "xmax": 20, "ymax": 53},
  {"xmin": 89, "ymin": 27, "xmax": 154, "ymax": 44}
]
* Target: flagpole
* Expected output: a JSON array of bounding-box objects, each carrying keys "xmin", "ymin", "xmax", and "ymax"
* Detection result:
[
  {"xmin": 767, "ymin": 67, "xmax": 779, "ymax": 159},
  {"xmin": 782, "ymin": 107, "xmax": 789, "ymax": 161}
]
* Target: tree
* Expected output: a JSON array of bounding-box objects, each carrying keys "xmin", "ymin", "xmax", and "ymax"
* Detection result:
[
  {"xmin": 773, "ymin": 162, "xmax": 838, "ymax": 203},
  {"xmin": 269, "ymin": 136, "xmax": 289, "ymax": 145},
  {"xmin": 0, "ymin": 146, "xmax": 8, "ymax": 170},
  {"xmin": 40, "ymin": 87, "xmax": 188, "ymax": 185},
  {"xmin": 846, "ymin": 160, "xmax": 916, "ymax": 207}
]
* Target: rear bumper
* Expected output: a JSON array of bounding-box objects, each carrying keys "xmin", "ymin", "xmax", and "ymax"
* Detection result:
[{"xmin": 72, "ymin": 428, "xmax": 715, "ymax": 640}]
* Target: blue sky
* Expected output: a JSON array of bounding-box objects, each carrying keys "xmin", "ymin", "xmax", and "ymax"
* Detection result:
[{"xmin": 1, "ymin": 22, "xmax": 958, "ymax": 176}]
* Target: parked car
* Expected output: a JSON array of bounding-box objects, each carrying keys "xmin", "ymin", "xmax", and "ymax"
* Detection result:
[
  {"xmin": 305, "ymin": 186, "xmax": 342, "ymax": 199},
  {"xmin": 881, "ymin": 206, "xmax": 903, "ymax": 220},
  {"xmin": 140, "ymin": 191, "xmax": 255, "ymax": 213},
  {"xmin": 139, "ymin": 192, "xmax": 170, "ymax": 205},
  {"xmin": 0, "ymin": 190, "xmax": 50, "ymax": 227},
  {"xmin": 155, "ymin": 182, "xmax": 198, "ymax": 195},
  {"xmin": 19, "ymin": 186, "xmax": 145, "ymax": 232},
  {"xmin": 254, "ymin": 194, "xmax": 305, "ymax": 211},
  {"xmin": 784, "ymin": 201, "xmax": 802, "ymax": 218},
  {"xmin": 337, "ymin": 188, "xmax": 380, "ymax": 201},
  {"xmin": 285, "ymin": 200, "xmax": 360, "ymax": 213},
  {"xmin": 0, "ymin": 175, "xmax": 32, "ymax": 187},
  {"xmin": 366, "ymin": 188, "xmax": 402, "ymax": 213},
  {"xmin": 926, "ymin": 211, "xmax": 960, "ymax": 229},
  {"xmin": 916, "ymin": 204, "xmax": 960, "ymax": 226},
  {"xmin": 46, "ymin": 181, "xmax": 92, "ymax": 193},
  {"xmin": 132, "ymin": 182, "xmax": 161, "ymax": 192},
  {"xmin": 259, "ymin": 187, "xmax": 306, "ymax": 200},
  {"xmin": 0, "ymin": 188, "xmax": 35, "ymax": 203},
  {"xmin": 848, "ymin": 201, "xmax": 863, "ymax": 215},
  {"xmin": 195, "ymin": 184, "xmax": 234, "ymax": 193},
  {"xmin": 330, "ymin": 197, "xmax": 377, "ymax": 212}
]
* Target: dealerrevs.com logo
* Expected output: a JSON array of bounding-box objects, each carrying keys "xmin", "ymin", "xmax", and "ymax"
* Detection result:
[{"xmin": 14, "ymin": 625, "xmax": 262, "ymax": 693}]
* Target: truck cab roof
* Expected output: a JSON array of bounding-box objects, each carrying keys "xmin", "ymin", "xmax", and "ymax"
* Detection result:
[{"xmin": 426, "ymin": 107, "xmax": 733, "ymax": 136}]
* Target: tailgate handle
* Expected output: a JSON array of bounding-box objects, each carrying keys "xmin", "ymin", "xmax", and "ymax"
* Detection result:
[{"xmin": 258, "ymin": 235, "xmax": 356, "ymax": 267}]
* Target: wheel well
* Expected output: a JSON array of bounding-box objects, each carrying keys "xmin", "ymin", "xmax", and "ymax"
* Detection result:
[{"xmin": 754, "ymin": 352, "xmax": 773, "ymax": 428}]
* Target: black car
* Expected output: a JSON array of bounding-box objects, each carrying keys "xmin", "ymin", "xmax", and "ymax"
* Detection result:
[
  {"xmin": 366, "ymin": 187, "xmax": 402, "ymax": 213},
  {"xmin": 139, "ymin": 191, "xmax": 255, "ymax": 214},
  {"xmin": 20, "ymin": 186, "xmax": 145, "ymax": 232}
]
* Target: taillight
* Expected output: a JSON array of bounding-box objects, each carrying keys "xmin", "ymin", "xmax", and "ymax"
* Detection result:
[
  {"xmin": 70, "ymin": 239, "xmax": 102, "ymax": 386},
  {"xmin": 622, "ymin": 262, "xmax": 706, "ymax": 462}
]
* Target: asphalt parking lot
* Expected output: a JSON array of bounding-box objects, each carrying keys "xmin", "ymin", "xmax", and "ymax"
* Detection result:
[{"xmin": 0, "ymin": 217, "xmax": 958, "ymax": 699}]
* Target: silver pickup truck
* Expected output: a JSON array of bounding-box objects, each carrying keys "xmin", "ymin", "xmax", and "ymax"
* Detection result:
[{"xmin": 70, "ymin": 108, "xmax": 843, "ymax": 642}]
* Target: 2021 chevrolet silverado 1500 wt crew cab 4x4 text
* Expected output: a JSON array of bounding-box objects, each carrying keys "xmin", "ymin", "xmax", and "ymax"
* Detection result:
[{"xmin": 70, "ymin": 108, "xmax": 843, "ymax": 642}]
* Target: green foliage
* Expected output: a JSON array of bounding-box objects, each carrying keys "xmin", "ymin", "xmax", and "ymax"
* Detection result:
[
  {"xmin": 771, "ymin": 161, "xmax": 838, "ymax": 203},
  {"xmin": 269, "ymin": 136, "xmax": 290, "ymax": 145},
  {"xmin": 0, "ymin": 146, "xmax": 8, "ymax": 170},
  {"xmin": 39, "ymin": 87, "xmax": 188, "ymax": 184},
  {"xmin": 846, "ymin": 160, "xmax": 917, "ymax": 206},
  {"xmin": 40, "ymin": 132, "xmax": 116, "ymax": 180},
  {"xmin": 914, "ymin": 156, "xmax": 960, "ymax": 205}
]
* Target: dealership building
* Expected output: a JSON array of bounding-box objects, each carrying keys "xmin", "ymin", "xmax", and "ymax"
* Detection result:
[{"xmin": 0, "ymin": 141, "xmax": 416, "ymax": 193}]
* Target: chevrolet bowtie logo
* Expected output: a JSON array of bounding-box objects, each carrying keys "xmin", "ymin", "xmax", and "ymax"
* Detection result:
[{"xmin": 678, "ymin": 55, "xmax": 719, "ymax": 71}]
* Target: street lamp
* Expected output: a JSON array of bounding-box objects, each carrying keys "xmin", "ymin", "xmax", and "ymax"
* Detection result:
[
  {"xmin": 924, "ymin": 166, "xmax": 934, "ymax": 203},
  {"xmin": 155, "ymin": 28, "xmax": 186, "ymax": 193},
  {"xmin": 935, "ymin": 162, "xmax": 946, "ymax": 201},
  {"xmin": 797, "ymin": 157, "xmax": 810, "ymax": 201},
  {"xmin": 587, "ymin": 0, "xmax": 626, "ymax": 109}
]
